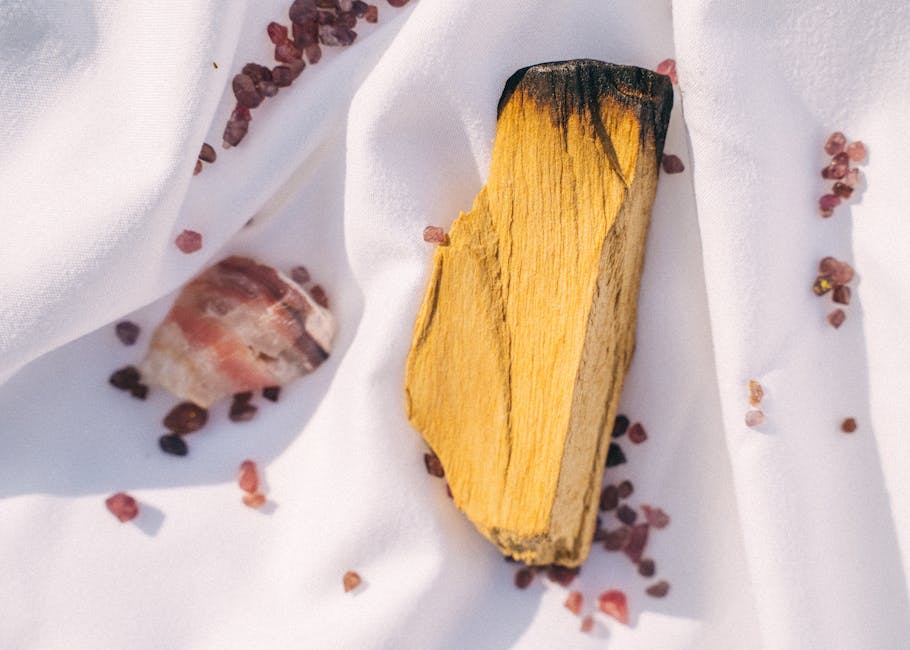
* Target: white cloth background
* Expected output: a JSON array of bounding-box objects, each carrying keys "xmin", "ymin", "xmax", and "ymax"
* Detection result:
[{"xmin": 0, "ymin": 0, "xmax": 907, "ymax": 648}]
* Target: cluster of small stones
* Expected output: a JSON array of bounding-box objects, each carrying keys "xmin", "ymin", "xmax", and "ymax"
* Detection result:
[
  {"xmin": 819, "ymin": 132, "xmax": 866, "ymax": 217},
  {"xmin": 223, "ymin": 0, "xmax": 411, "ymax": 149},
  {"xmin": 193, "ymin": 143, "xmax": 217, "ymax": 175},
  {"xmin": 813, "ymin": 256, "xmax": 855, "ymax": 329}
]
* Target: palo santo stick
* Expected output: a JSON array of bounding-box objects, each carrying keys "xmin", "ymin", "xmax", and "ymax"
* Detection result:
[{"xmin": 405, "ymin": 60, "xmax": 672, "ymax": 566}]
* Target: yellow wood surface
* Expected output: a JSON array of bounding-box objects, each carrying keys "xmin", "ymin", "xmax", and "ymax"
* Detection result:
[{"xmin": 405, "ymin": 61, "xmax": 671, "ymax": 566}]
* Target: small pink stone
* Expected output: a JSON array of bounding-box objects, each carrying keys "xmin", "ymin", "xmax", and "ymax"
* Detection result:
[
  {"xmin": 423, "ymin": 226, "xmax": 447, "ymax": 244},
  {"xmin": 828, "ymin": 309, "xmax": 846, "ymax": 329},
  {"xmin": 656, "ymin": 58, "xmax": 678, "ymax": 85},
  {"xmin": 844, "ymin": 168, "xmax": 862, "ymax": 188},
  {"xmin": 819, "ymin": 194, "xmax": 841, "ymax": 211},
  {"xmin": 641, "ymin": 504, "xmax": 670, "ymax": 529},
  {"xmin": 564, "ymin": 591, "xmax": 583, "ymax": 616},
  {"xmin": 819, "ymin": 207, "xmax": 834, "ymax": 218},
  {"xmin": 846, "ymin": 141, "xmax": 867, "ymax": 163},
  {"xmin": 105, "ymin": 493, "xmax": 139, "ymax": 522},
  {"xmin": 580, "ymin": 615, "xmax": 595, "ymax": 633},
  {"xmin": 745, "ymin": 409, "xmax": 765, "ymax": 428},
  {"xmin": 661, "ymin": 153, "xmax": 685, "ymax": 174},
  {"xmin": 824, "ymin": 132, "xmax": 846, "ymax": 156},
  {"xmin": 175, "ymin": 230, "xmax": 202, "ymax": 254}
]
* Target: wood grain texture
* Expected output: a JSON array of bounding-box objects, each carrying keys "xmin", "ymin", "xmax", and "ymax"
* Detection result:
[{"xmin": 405, "ymin": 60, "xmax": 672, "ymax": 566}]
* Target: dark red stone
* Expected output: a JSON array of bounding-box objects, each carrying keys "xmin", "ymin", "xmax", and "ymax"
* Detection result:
[
  {"xmin": 628, "ymin": 422, "xmax": 648, "ymax": 444},
  {"xmin": 262, "ymin": 386, "xmax": 281, "ymax": 402},
  {"xmin": 638, "ymin": 558, "xmax": 656, "ymax": 577},
  {"xmin": 828, "ymin": 309, "xmax": 846, "ymax": 328},
  {"xmin": 604, "ymin": 526, "xmax": 630, "ymax": 551},
  {"xmin": 289, "ymin": 0, "xmax": 318, "ymax": 24},
  {"xmin": 109, "ymin": 365, "xmax": 140, "ymax": 390},
  {"xmin": 616, "ymin": 504, "xmax": 637, "ymax": 525},
  {"xmin": 293, "ymin": 19, "xmax": 319, "ymax": 47},
  {"xmin": 159, "ymin": 434, "xmax": 188, "ymax": 457},
  {"xmin": 605, "ymin": 442, "xmax": 626, "ymax": 467},
  {"xmin": 832, "ymin": 182, "xmax": 853, "ymax": 199},
  {"xmin": 230, "ymin": 401, "xmax": 258, "ymax": 422},
  {"xmin": 617, "ymin": 480, "xmax": 633, "ymax": 499},
  {"xmin": 514, "ymin": 568, "xmax": 534, "ymax": 589},
  {"xmin": 232, "ymin": 73, "xmax": 263, "ymax": 108},
  {"xmin": 163, "ymin": 402, "xmax": 208, "ymax": 434},
  {"xmin": 305, "ymin": 44, "xmax": 322, "ymax": 64},
  {"xmin": 612, "ymin": 414, "xmax": 629, "ymax": 438},
  {"xmin": 424, "ymin": 452, "xmax": 444, "ymax": 477},
  {"xmin": 833, "ymin": 285, "xmax": 851, "ymax": 305},
  {"xmin": 646, "ymin": 580, "xmax": 670, "ymax": 598},
  {"xmin": 600, "ymin": 484, "xmax": 619, "ymax": 511},
  {"xmin": 272, "ymin": 65, "xmax": 295, "ymax": 87},
  {"xmin": 624, "ymin": 523, "xmax": 649, "ymax": 563},
  {"xmin": 267, "ymin": 21, "xmax": 289, "ymax": 45},
  {"xmin": 310, "ymin": 285, "xmax": 329, "ymax": 308},
  {"xmin": 661, "ymin": 153, "xmax": 685, "ymax": 174},
  {"xmin": 290, "ymin": 265, "xmax": 311, "ymax": 285},
  {"xmin": 546, "ymin": 564, "xmax": 580, "ymax": 587},
  {"xmin": 275, "ymin": 41, "xmax": 303, "ymax": 63},
  {"xmin": 129, "ymin": 384, "xmax": 149, "ymax": 400}
]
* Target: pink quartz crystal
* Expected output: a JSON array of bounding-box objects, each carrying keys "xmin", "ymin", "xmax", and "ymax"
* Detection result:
[
  {"xmin": 846, "ymin": 141, "xmax": 866, "ymax": 163},
  {"xmin": 598, "ymin": 590, "xmax": 629, "ymax": 625},
  {"xmin": 824, "ymin": 132, "xmax": 846, "ymax": 156},
  {"xmin": 140, "ymin": 256, "xmax": 336, "ymax": 407},
  {"xmin": 819, "ymin": 194, "xmax": 841, "ymax": 211},
  {"xmin": 656, "ymin": 58, "xmax": 678, "ymax": 85},
  {"xmin": 832, "ymin": 182, "xmax": 853, "ymax": 199},
  {"xmin": 105, "ymin": 493, "xmax": 139, "ymax": 522},
  {"xmin": 423, "ymin": 226, "xmax": 446, "ymax": 244},
  {"xmin": 641, "ymin": 505, "xmax": 670, "ymax": 529},
  {"xmin": 175, "ymin": 230, "xmax": 202, "ymax": 254},
  {"xmin": 564, "ymin": 591, "xmax": 583, "ymax": 615}
]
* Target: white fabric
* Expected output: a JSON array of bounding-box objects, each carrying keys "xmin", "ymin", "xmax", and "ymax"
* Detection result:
[{"xmin": 0, "ymin": 0, "xmax": 906, "ymax": 647}]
